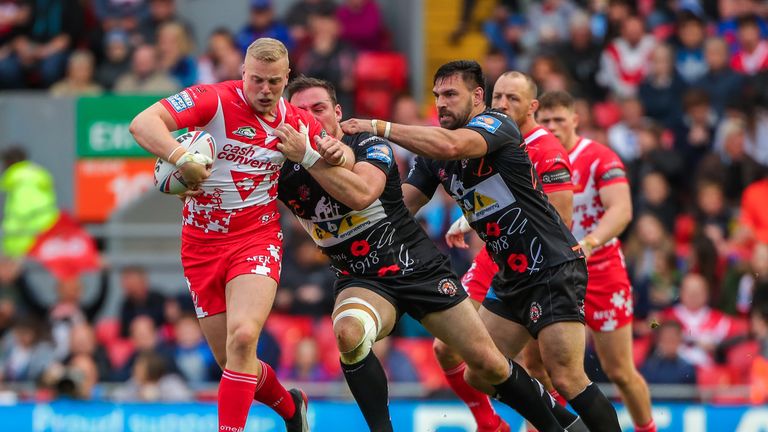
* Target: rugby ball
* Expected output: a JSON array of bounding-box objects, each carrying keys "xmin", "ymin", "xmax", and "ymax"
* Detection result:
[{"xmin": 154, "ymin": 130, "xmax": 216, "ymax": 194}]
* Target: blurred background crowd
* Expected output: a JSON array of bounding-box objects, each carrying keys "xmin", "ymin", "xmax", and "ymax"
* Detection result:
[{"xmin": 0, "ymin": 0, "xmax": 768, "ymax": 406}]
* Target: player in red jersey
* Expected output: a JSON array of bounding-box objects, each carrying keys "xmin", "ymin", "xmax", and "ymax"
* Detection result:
[
  {"xmin": 537, "ymin": 90, "xmax": 656, "ymax": 432},
  {"xmin": 441, "ymin": 71, "xmax": 581, "ymax": 431},
  {"xmin": 129, "ymin": 38, "xmax": 331, "ymax": 432}
]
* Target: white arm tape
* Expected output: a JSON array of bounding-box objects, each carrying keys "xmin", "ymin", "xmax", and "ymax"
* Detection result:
[
  {"xmin": 447, "ymin": 215, "xmax": 471, "ymax": 236},
  {"xmin": 175, "ymin": 152, "xmax": 213, "ymax": 168}
]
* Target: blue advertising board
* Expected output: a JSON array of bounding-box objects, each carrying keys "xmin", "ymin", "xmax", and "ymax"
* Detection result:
[{"xmin": 1, "ymin": 401, "xmax": 766, "ymax": 431}]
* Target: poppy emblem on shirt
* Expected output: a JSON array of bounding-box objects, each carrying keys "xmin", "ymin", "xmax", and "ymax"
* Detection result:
[{"xmin": 350, "ymin": 240, "xmax": 370, "ymax": 257}]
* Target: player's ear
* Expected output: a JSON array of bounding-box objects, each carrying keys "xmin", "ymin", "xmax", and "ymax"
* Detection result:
[
  {"xmin": 334, "ymin": 104, "xmax": 343, "ymax": 121},
  {"xmin": 473, "ymin": 87, "xmax": 484, "ymax": 106},
  {"xmin": 530, "ymin": 99, "xmax": 540, "ymax": 115},
  {"xmin": 572, "ymin": 110, "xmax": 580, "ymax": 129}
]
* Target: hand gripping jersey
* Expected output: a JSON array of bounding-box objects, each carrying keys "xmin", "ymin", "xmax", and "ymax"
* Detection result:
[
  {"xmin": 461, "ymin": 126, "xmax": 574, "ymax": 300},
  {"xmin": 406, "ymin": 109, "xmax": 582, "ymax": 293},
  {"xmin": 278, "ymin": 133, "xmax": 447, "ymax": 278},
  {"xmin": 159, "ymin": 81, "xmax": 324, "ymax": 242},
  {"xmin": 568, "ymin": 137, "xmax": 628, "ymax": 265}
]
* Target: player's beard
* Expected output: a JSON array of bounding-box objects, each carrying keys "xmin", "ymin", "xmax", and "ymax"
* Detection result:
[{"xmin": 438, "ymin": 99, "xmax": 473, "ymax": 130}]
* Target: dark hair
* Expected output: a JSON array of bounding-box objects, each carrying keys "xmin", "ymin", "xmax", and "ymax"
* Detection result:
[
  {"xmin": 683, "ymin": 88, "xmax": 710, "ymax": 111},
  {"xmin": 286, "ymin": 75, "xmax": 338, "ymax": 106},
  {"xmin": 433, "ymin": 60, "xmax": 485, "ymax": 91},
  {"xmin": 1, "ymin": 146, "xmax": 26, "ymax": 168},
  {"xmin": 539, "ymin": 90, "xmax": 575, "ymax": 111},
  {"xmin": 736, "ymin": 13, "xmax": 760, "ymax": 29}
]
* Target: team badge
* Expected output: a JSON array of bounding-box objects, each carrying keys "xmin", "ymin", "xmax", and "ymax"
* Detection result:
[
  {"xmin": 468, "ymin": 115, "xmax": 501, "ymax": 133},
  {"xmin": 438, "ymin": 278, "xmax": 458, "ymax": 296},
  {"xmin": 233, "ymin": 126, "xmax": 257, "ymax": 139},
  {"xmin": 529, "ymin": 301, "xmax": 542, "ymax": 323}
]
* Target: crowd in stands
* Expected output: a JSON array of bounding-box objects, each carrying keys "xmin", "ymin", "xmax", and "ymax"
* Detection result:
[{"xmin": 1, "ymin": 0, "xmax": 768, "ymax": 405}]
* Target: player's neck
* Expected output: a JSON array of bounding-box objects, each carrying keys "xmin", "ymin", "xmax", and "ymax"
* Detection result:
[
  {"xmin": 519, "ymin": 119, "xmax": 537, "ymax": 136},
  {"xmin": 564, "ymin": 135, "xmax": 580, "ymax": 151}
]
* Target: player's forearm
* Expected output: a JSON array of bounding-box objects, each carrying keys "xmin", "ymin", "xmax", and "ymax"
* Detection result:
[
  {"xmin": 402, "ymin": 184, "xmax": 430, "ymax": 215},
  {"xmin": 547, "ymin": 190, "xmax": 573, "ymax": 228},
  {"xmin": 307, "ymin": 164, "xmax": 374, "ymax": 211},
  {"xmin": 585, "ymin": 202, "xmax": 632, "ymax": 246},
  {"xmin": 387, "ymin": 123, "xmax": 469, "ymax": 160},
  {"xmin": 130, "ymin": 110, "xmax": 181, "ymax": 163}
]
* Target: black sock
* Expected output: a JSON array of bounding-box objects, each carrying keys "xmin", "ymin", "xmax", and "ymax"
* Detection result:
[
  {"xmin": 492, "ymin": 361, "xmax": 564, "ymax": 432},
  {"xmin": 341, "ymin": 351, "xmax": 393, "ymax": 432},
  {"xmin": 530, "ymin": 379, "xmax": 579, "ymax": 428},
  {"xmin": 568, "ymin": 382, "xmax": 621, "ymax": 432}
]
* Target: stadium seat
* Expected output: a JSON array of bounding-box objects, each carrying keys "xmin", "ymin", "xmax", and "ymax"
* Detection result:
[
  {"xmin": 393, "ymin": 338, "xmax": 447, "ymax": 391},
  {"xmin": 727, "ymin": 317, "xmax": 749, "ymax": 339},
  {"xmin": 354, "ymin": 52, "xmax": 408, "ymax": 119},
  {"xmin": 314, "ymin": 316, "xmax": 342, "ymax": 376},
  {"xmin": 264, "ymin": 314, "xmax": 315, "ymax": 370},
  {"xmin": 726, "ymin": 340, "xmax": 760, "ymax": 384}
]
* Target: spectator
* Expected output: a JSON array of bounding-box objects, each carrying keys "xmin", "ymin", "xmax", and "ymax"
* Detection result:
[
  {"xmin": 49, "ymin": 49, "xmax": 103, "ymax": 96},
  {"xmin": 296, "ymin": 11, "xmax": 356, "ymax": 112},
  {"xmin": 625, "ymin": 120, "xmax": 684, "ymax": 204},
  {"xmin": 196, "ymin": 28, "xmax": 241, "ymax": 84},
  {"xmin": 597, "ymin": 14, "xmax": 656, "ymax": 97},
  {"xmin": 624, "ymin": 212, "xmax": 676, "ymax": 289},
  {"xmin": 283, "ymin": 0, "xmax": 336, "ymax": 44},
  {"xmin": 257, "ymin": 325, "xmax": 281, "ymax": 371},
  {"xmin": 235, "ymin": 0, "xmax": 293, "ymax": 55},
  {"xmin": 721, "ymin": 243, "xmax": 768, "ymax": 316},
  {"xmin": 0, "ymin": 0, "xmax": 29, "ymax": 89},
  {"xmin": 281, "ymin": 337, "xmax": 334, "ymax": 382},
  {"xmin": 19, "ymin": 273, "xmax": 109, "ymax": 361},
  {"xmin": 275, "ymin": 237, "xmax": 335, "ymax": 318},
  {"xmin": 0, "ymin": 316, "xmax": 54, "ymax": 382},
  {"xmin": 113, "ymin": 43, "xmax": 179, "ymax": 95},
  {"xmin": 662, "ymin": 273, "xmax": 732, "ymax": 366},
  {"xmin": 482, "ymin": 48, "xmax": 507, "ymax": 106},
  {"xmin": 389, "ymin": 93, "xmax": 426, "ymax": 175},
  {"xmin": 675, "ymin": 11, "xmax": 708, "ymax": 84},
  {"xmin": 0, "ymin": 256, "xmax": 25, "ymax": 336},
  {"xmin": 672, "ymin": 89, "xmax": 718, "ymax": 170},
  {"xmin": 112, "ymin": 351, "xmax": 192, "ymax": 402},
  {"xmin": 638, "ymin": 44, "xmax": 687, "ymax": 127},
  {"xmin": 558, "ymin": 11, "xmax": 605, "ymax": 101},
  {"xmin": 95, "ymin": 29, "xmax": 131, "ymax": 90},
  {"xmin": 135, "ymin": 0, "xmax": 192, "ymax": 45},
  {"xmin": 336, "ymin": 0, "xmax": 387, "ymax": 51},
  {"xmin": 92, "ymin": 0, "xmax": 147, "ymax": 35},
  {"xmin": 482, "ymin": 4, "xmax": 525, "ymax": 69},
  {"xmin": 172, "ymin": 313, "xmax": 218, "ymax": 386},
  {"xmin": 118, "ymin": 266, "xmax": 166, "ymax": 337},
  {"xmin": 636, "ymin": 171, "xmax": 677, "ymax": 233},
  {"xmin": 113, "ymin": 315, "xmax": 176, "ymax": 381},
  {"xmin": 730, "ymin": 14, "xmax": 768, "ymax": 76},
  {"xmin": 693, "ymin": 180, "xmax": 732, "ymax": 240},
  {"xmin": 739, "ymin": 175, "xmax": 768, "ymax": 244},
  {"xmin": 371, "ymin": 337, "xmax": 419, "ymax": 383},
  {"xmin": 0, "ymin": 0, "xmax": 84, "ymax": 88},
  {"xmin": 63, "ymin": 322, "xmax": 111, "ymax": 382},
  {"xmin": 524, "ymin": 0, "xmax": 579, "ymax": 49},
  {"xmin": 607, "ymin": 96, "xmax": 645, "ymax": 162},
  {"xmin": 0, "ymin": 146, "xmax": 58, "ymax": 258},
  {"xmin": 156, "ymin": 21, "xmax": 197, "ymax": 88},
  {"xmin": 694, "ymin": 37, "xmax": 745, "ymax": 119},
  {"xmin": 640, "ymin": 320, "xmax": 697, "ymax": 384}
]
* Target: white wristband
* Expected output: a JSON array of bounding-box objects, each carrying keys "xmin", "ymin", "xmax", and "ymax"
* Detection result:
[
  {"xmin": 384, "ymin": 121, "xmax": 391, "ymax": 139},
  {"xmin": 371, "ymin": 119, "xmax": 378, "ymax": 136},
  {"xmin": 167, "ymin": 146, "xmax": 185, "ymax": 163}
]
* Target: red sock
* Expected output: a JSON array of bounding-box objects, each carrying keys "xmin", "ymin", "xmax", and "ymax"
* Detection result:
[
  {"xmin": 219, "ymin": 369, "xmax": 258, "ymax": 431},
  {"xmin": 444, "ymin": 362, "xmax": 501, "ymax": 431},
  {"xmin": 252, "ymin": 360, "xmax": 296, "ymax": 419},
  {"xmin": 635, "ymin": 419, "xmax": 657, "ymax": 432},
  {"xmin": 549, "ymin": 389, "xmax": 567, "ymax": 407}
]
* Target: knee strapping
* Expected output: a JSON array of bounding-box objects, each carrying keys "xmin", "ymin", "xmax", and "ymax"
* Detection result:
[{"xmin": 333, "ymin": 297, "xmax": 382, "ymax": 364}]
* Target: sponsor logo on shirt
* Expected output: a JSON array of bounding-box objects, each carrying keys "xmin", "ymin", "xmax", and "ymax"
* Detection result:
[
  {"xmin": 450, "ymin": 174, "xmax": 516, "ymax": 222},
  {"xmin": 232, "ymin": 126, "xmax": 257, "ymax": 139},
  {"xmin": 468, "ymin": 115, "xmax": 501, "ymax": 133},
  {"xmin": 541, "ymin": 168, "xmax": 572, "ymax": 184},
  {"xmin": 166, "ymin": 90, "xmax": 194, "ymax": 112},
  {"xmin": 366, "ymin": 144, "xmax": 392, "ymax": 166}
]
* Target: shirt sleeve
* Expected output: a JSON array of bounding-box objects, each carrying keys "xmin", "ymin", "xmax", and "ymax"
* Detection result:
[
  {"xmin": 594, "ymin": 147, "xmax": 629, "ymax": 190},
  {"xmin": 353, "ymin": 134, "xmax": 394, "ymax": 175},
  {"xmin": 159, "ymin": 85, "xmax": 219, "ymax": 129},
  {"xmin": 404, "ymin": 156, "xmax": 441, "ymax": 199},
  {"xmin": 537, "ymin": 148, "xmax": 573, "ymax": 194},
  {"xmin": 462, "ymin": 110, "xmax": 522, "ymax": 154}
]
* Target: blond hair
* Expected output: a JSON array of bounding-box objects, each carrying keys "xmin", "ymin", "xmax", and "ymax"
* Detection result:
[{"xmin": 246, "ymin": 38, "xmax": 289, "ymax": 63}]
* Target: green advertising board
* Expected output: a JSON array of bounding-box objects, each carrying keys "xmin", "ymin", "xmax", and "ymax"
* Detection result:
[{"xmin": 76, "ymin": 95, "xmax": 166, "ymax": 158}]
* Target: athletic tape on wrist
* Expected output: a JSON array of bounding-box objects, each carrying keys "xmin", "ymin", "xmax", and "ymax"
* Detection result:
[
  {"xmin": 371, "ymin": 119, "xmax": 378, "ymax": 136},
  {"xmin": 383, "ymin": 122, "xmax": 391, "ymax": 139}
]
